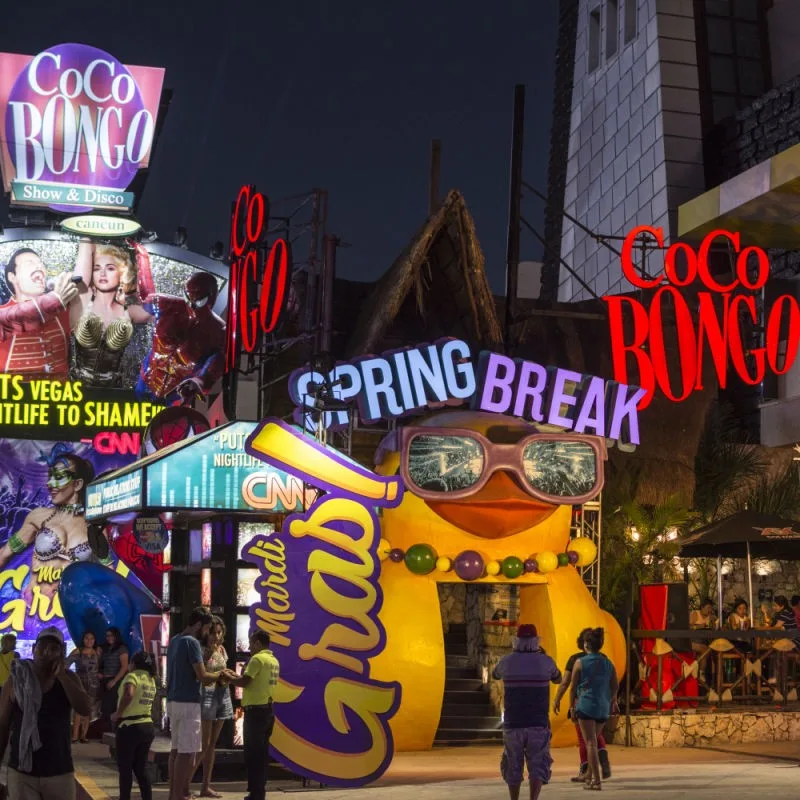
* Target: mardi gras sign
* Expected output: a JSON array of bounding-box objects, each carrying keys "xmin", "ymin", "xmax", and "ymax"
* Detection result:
[
  {"xmin": 0, "ymin": 43, "xmax": 165, "ymax": 211},
  {"xmin": 243, "ymin": 420, "xmax": 402, "ymax": 787},
  {"xmin": 605, "ymin": 226, "xmax": 800, "ymax": 409},
  {"xmin": 289, "ymin": 339, "xmax": 644, "ymax": 446}
]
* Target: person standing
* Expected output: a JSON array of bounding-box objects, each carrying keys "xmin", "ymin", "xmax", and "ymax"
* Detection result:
[
  {"xmin": 198, "ymin": 617, "xmax": 233, "ymax": 798},
  {"xmin": 553, "ymin": 628, "xmax": 611, "ymax": 783},
  {"xmin": 492, "ymin": 624, "xmax": 561, "ymax": 800},
  {"xmin": 0, "ymin": 248, "xmax": 79, "ymax": 377},
  {"xmin": 0, "ymin": 625, "xmax": 91, "ymax": 800},
  {"xmin": 111, "ymin": 652, "xmax": 158, "ymax": 800},
  {"xmin": 0, "ymin": 633, "xmax": 19, "ymax": 688},
  {"xmin": 570, "ymin": 628, "xmax": 618, "ymax": 791},
  {"xmin": 67, "ymin": 631, "xmax": 102, "ymax": 742},
  {"xmin": 100, "ymin": 627, "xmax": 129, "ymax": 725},
  {"xmin": 167, "ymin": 608, "xmax": 221, "ymax": 800},
  {"xmin": 225, "ymin": 631, "xmax": 280, "ymax": 800}
]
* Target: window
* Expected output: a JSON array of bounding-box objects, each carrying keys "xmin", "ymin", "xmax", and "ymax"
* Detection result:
[
  {"xmin": 624, "ymin": 0, "xmax": 637, "ymax": 44},
  {"xmin": 589, "ymin": 6, "xmax": 601, "ymax": 72},
  {"xmin": 700, "ymin": 0, "xmax": 770, "ymax": 124},
  {"xmin": 606, "ymin": 0, "xmax": 619, "ymax": 58}
]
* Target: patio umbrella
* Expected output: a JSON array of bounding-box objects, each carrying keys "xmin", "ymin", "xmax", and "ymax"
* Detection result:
[{"xmin": 678, "ymin": 511, "xmax": 800, "ymax": 625}]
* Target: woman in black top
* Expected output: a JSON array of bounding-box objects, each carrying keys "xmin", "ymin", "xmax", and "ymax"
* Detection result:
[
  {"xmin": 100, "ymin": 627, "xmax": 129, "ymax": 723},
  {"xmin": 552, "ymin": 628, "xmax": 611, "ymax": 783},
  {"xmin": 0, "ymin": 626, "xmax": 91, "ymax": 800}
]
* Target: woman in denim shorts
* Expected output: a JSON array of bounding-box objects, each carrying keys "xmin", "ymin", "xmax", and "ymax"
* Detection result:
[{"xmin": 198, "ymin": 617, "xmax": 233, "ymax": 798}]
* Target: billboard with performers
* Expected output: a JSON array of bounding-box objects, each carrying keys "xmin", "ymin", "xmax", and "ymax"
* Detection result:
[
  {"xmin": 0, "ymin": 43, "xmax": 165, "ymax": 212},
  {"xmin": 0, "ymin": 229, "xmax": 228, "ymax": 401},
  {"xmin": 0, "ymin": 437, "xmax": 139, "ymax": 654}
]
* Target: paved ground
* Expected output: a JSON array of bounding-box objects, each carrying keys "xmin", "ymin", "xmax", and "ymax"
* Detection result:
[{"xmin": 72, "ymin": 741, "xmax": 800, "ymax": 799}]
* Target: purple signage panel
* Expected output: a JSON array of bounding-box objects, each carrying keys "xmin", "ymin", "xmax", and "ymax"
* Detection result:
[{"xmin": 243, "ymin": 419, "xmax": 403, "ymax": 787}]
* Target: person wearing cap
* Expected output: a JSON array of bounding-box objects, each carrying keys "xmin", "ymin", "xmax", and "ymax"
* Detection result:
[
  {"xmin": 493, "ymin": 624, "xmax": 561, "ymax": 800},
  {"xmin": 0, "ymin": 625, "xmax": 91, "ymax": 800}
]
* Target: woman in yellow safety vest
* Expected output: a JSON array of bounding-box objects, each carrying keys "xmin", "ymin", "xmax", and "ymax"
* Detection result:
[{"xmin": 111, "ymin": 651, "xmax": 157, "ymax": 800}]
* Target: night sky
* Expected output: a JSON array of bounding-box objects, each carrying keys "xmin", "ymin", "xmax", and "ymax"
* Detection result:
[{"xmin": 0, "ymin": 0, "xmax": 557, "ymax": 292}]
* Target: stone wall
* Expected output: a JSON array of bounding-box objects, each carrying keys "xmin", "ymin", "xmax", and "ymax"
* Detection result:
[{"xmin": 608, "ymin": 710, "xmax": 800, "ymax": 747}]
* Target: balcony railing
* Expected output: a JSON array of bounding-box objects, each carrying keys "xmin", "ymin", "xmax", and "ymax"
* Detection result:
[{"xmin": 627, "ymin": 629, "xmax": 800, "ymax": 712}]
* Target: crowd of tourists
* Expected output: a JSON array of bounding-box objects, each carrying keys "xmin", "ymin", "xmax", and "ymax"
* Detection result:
[{"xmin": 0, "ymin": 607, "xmax": 278, "ymax": 800}]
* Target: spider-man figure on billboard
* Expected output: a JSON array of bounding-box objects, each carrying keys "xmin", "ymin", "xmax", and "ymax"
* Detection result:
[{"xmin": 134, "ymin": 248, "xmax": 226, "ymax": 403}]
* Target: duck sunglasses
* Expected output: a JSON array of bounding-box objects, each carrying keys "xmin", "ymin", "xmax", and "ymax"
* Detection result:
[{"xmin": 395, "ymin": 427, "xmax": 607, "ymax": 505}]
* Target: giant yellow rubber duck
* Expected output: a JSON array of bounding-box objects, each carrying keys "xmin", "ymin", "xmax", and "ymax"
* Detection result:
[{"xmin": 369, "ymin": 410, "xmax": 625, "ymax": 750}]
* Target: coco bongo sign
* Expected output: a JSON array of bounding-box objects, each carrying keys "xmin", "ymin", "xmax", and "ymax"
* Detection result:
[
  {"xmin": 0, "ymin": 43, "xmax": 165, "ymax": 211},
  {"xmin": 605, "ymin": 226, "xmax": 800, "ymax": 408},
  {"xmin": 225, "ymin": 185, "xmax": 292, "ymax": 372}
]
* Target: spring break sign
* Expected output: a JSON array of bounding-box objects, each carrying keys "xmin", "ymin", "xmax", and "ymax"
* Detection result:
[
  {"xmin": 0, "ymin": 43, "xmax": 165, "ymax": 211},
  {"xmin": 242, "ymin": 420, "xmax": 402, "ymax": 787}
]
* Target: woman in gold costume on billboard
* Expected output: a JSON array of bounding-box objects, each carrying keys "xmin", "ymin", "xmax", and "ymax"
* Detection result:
[{"xmin": 70, "ymin": 238, "xmax": 153, "ymax": 388}]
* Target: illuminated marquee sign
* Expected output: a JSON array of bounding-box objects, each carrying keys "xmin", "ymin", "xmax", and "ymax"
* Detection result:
[
  {"xmin": 61, "ymin": 214, "xmax": 142, "ymax": 237},
  {"xmin": 0, "ymin": 376, "xmax": 161, "ymax": 440},
  {"xmin": 604, "ymin": 227, "xmax": 800, "ymax": 408},
  {"xmin": 244, "ymin": 419, "xmax": 401, "ymax": 787},
  {"xmin": 85, "ymin": 421, "xmax": 313, "ymax": 521},
  {"xmin": 225, "ymin": 185, "xmax": 292, "ymax": 371},
  {"xmin": 0, "ymin": 43, "xmax": 165, "ymax": 212},
  {"xmin": 289, "ymin": 339, "xmax": 644, "ymax": 445},
  {"xmin": 86, "ymin": 470, "xmax": 143, "ymax": 517}
]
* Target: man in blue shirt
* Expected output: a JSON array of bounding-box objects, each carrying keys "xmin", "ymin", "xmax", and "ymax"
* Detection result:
[
  {"xmin": 493, "ymin": 624, "xmax": 561, "ymax": 800},
  {"xmin": 167, "ymin": 608, "xmax": 223, "ymax": 800}
]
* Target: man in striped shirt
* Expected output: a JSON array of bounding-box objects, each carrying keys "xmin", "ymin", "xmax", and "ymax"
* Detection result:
[{"xmin": 493, "ymin": 624, "xmax": 561, "ymax": 800}]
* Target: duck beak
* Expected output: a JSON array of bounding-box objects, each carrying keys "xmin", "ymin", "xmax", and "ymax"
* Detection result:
[{"xmin": 426, "ymin": 471, "xmax": 557, "ymax": 539}]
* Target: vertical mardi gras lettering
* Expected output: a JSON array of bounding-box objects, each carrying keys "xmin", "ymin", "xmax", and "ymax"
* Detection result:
[{"xmin": 244, "ymin": 420, "xmax": 402, "ymax": 787}]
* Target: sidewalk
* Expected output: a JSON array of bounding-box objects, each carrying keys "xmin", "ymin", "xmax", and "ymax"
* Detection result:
[{"xmin": 73, "ymin": 740, "xmax": 800, "ymax": 799}]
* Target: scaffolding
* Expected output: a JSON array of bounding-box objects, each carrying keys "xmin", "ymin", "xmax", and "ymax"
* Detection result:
[{"xmin": 571, "ymin": 496, "xmax": 602, "ymax": 603}]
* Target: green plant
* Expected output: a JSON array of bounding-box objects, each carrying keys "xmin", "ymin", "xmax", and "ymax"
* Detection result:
[
  {"xmin": 601, "ymin": 463, "xmax": 692, "ymax": 618},
  {"xmin": 735, "ymin": 462, "xmax": 800, "ymax": 517}
]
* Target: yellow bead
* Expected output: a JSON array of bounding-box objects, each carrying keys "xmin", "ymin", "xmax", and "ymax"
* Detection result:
[
  {"xmin": 536, "ymin": 551, "xmax": 559, "ymax": 573},
  {"xmin": 436, "ymin": 556, "xmax": 452, "ymax": 572},
  {"xmin": 486, "ymin": 560, "xmax": 501, "ymax": 576},
  {"xmin": 569, "ymin": 537, "xmax": 597, "ymax": 567},
  {"xmin": 378, "ymin": 538, "xmax": 392, "ymax": 562}
]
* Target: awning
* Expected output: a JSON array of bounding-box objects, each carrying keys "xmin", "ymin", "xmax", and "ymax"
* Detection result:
[
  {"xmin": 678, "ymin": 142, "xmax": 800, "ymax": 248},
  {"xmin": 85, "ymin": 421, "xmax": 309, "ymax": 521}
]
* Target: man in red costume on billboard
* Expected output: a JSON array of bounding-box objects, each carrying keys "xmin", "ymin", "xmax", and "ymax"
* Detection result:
[
  {"xmin": 135, "ymin": 252, "xmax": 226, "ymax": 403},
  {"xmin": 0, "ymin": 249, "xmax": 79, "ymax": 377}
]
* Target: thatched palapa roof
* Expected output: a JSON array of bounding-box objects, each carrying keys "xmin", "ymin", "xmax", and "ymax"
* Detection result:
[{"xmin": 347, "ymin": 190, "xmax": 503, "ymax": 355}]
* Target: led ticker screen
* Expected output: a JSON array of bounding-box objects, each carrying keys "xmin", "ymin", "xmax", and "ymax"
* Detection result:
[{"xmin": 0, "ymin": 231, "xmax": 228, "ymax": 404}]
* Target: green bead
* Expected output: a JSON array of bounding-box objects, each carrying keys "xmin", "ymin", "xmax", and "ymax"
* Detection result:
[
  {"xmin": 557, "ymin": 552, "xmax": 570, "ymax": 567},
  {"xmin": 501, "ymin": 556, "xmax": 525, "ymax": 579},
  {"xmin": 404, "ymin": 543, "xmax": 437, "ymax": 575}
]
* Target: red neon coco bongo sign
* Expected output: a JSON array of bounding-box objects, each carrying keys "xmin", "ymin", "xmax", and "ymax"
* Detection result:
[
  {"xmin": 605, "ymin": 226, "xmax": 800, "ymax": 409},
  {"xmin": 225, "ymin": 185, "xmax": 292, "ymax": 372}
]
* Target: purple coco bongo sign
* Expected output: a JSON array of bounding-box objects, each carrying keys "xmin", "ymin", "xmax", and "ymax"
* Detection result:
[
  {"xmin": 0, "ymin": 43, "xmax": 165, "ymax": 212},
  {"xmin": 243, "ymin": 419, "xmax": 402, "ymax": 787}
]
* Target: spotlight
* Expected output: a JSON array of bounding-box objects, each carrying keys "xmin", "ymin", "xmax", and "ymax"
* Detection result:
[
  {"xmin": 174, "ymin": 227, "xmax": 188, "ymax": 248},
  {"xmin": 209, "ymin": 241, "xmax": 225, "ymax": 260}
]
